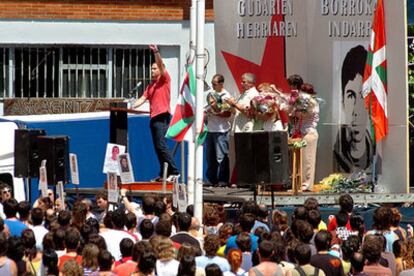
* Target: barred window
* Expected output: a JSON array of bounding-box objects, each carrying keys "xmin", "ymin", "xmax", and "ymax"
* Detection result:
[{"xmin": 1, "ymin": 46, "xmax": 154, "ymax": 99}]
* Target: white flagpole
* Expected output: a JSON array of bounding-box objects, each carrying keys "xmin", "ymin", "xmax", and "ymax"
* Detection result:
[
  {"xmin": 187, "ymin": 0, "xmax": 197, "ymax": 205},
  {"xmin": 194, "ymin": 0, "xmax": 205, "ymax": 223}
]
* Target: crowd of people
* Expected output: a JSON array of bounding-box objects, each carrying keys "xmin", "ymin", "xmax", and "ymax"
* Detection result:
[{"xmin": 0, "ymin": 181, "xmax": 413, "ymax": 276}]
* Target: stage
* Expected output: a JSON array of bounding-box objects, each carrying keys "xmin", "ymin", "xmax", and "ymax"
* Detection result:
[{"xmin": 66, "ymin": 185, "xmax": 414, "ymax": 206}]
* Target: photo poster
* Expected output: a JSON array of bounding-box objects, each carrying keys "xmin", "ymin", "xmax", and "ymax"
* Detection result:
[
  {"xmin": 38, "ymin": 162, "xmax": 48, "ymax": 198},
  {"xmin": 69, "ymin": 153, "xmax": 80, "ymax": 185},
  {"xmin": 107, "ymin": 172, "xmax": 119, "ymax": 203},
  {"xmin": 117, "ymin": 153, "xmax": 135, "ymax": 184},
  {"xmin": 177, "ymin": 183, "xmax": 188, "ymax": 212},
  {"xmin": 103, "ymin": 143, "xmax": 126, "ymax": 175},
  {"xmin": 172, "ymin": 179, "xmax": 178, "ymax": 209},
  {"xmin": 56, "ymin": 181, "xmax": 65, "ymax": 210}
]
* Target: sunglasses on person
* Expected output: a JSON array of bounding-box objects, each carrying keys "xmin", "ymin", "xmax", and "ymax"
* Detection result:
[{"xmin": 2, "ymin": 189, "xmax": 10, "ymax": 194}]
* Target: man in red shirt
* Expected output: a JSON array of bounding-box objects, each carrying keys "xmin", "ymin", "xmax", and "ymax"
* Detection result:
[{"xmin": 133, "ymin": 44, "xmax": 179, "ymax": 181}]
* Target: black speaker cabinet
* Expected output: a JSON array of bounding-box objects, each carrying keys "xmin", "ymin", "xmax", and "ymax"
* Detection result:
[
  {"xmin": 110, "ymin": 102, "xmax": 128, "ymax": 147},
  {"xmin": 14, "ymin": 129, "xmax": 46, "ymax": 178},
  {"xmin": 37, "ymin": 136, "xmax": 70, "ymax": 185},
  {"xmin": 235, "ymin": 131, "xmax": 290, "ymax": 188}
]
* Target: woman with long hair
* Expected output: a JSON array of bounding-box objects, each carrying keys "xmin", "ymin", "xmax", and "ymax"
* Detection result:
[
  {"xmin": 227, "ymin": 249, "xmax": 245, "ymax": 275},
  {"xmin": 82, "ymin": 243, "xmax": 100, "ymax": 275},
  {"xmin": 154, "ymin": 237, "xmax": 179, "ymax": 276},
  {"xmin": 22, "ymin": 229, "xmax": 42, "ymax": 275}
]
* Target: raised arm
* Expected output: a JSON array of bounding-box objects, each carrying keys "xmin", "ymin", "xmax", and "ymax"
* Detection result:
[{"xmin": 149, "ymin": 44, "xmax": 165, "ymax": 76}]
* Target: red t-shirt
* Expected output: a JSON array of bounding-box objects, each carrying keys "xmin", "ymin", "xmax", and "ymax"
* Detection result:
[
  {"xmin": 59, "ymin": 254, "xmax": 82, "ymax": 271},
  {"xmin": 144, "ymin": 70, "xmax": 171, "ymax": 118},
  {"xmin": 327, "ymin": 216, "xmax": 351, "ymax": 231}
]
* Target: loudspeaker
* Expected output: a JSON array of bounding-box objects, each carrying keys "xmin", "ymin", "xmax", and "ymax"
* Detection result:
[
  {"xmin": 110, "ymin": 102, "xmax": 128, "ymax": 147},
  {"xmin": 235, "ymin": 131, "xmax": 290, "ymax": 188},
  {"xmin": 14, "ymin": 129, "xmax": 46, "ymax": 178},
  {"xmin": 37, "ymin": 136, "xmax": 70, "ymax": 185}
]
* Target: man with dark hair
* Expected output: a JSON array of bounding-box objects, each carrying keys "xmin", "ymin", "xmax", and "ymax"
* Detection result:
[
  {"xmin": 205, "ymin": 73, "xmax": 232, "ymax": 187},
  {"xmin": 293, "ymin": 206, "xmax": 308, "ymax": 221},
  {"xmin": 305, "ymin": 197, "xmax": 327, "ymax": 230},
  {"xmin": 139, "ymin": 218, "xmax": 155, "ymax": 240},
  {"xmin": 4, "ymin": 199, "xmax": 27, "ymax": 237},
  {"xmin": 295, "ymin": 220, "xmax": 317, "ymax": 256},
  {"xmin": 94, "ymin": 191, "xmax": 108, "ymax": 223},
  {"xmin": 225, "ymin": 212, "xmax": 258, "ymax": 255},
  {"xmin": 57, "ymin": 210, "xmax": 71, "ymax": 229},
  {"xmin": 328, "ymin": 194, "xmax": 353, "ymax": 231},
  {"xmin": 58, "ymin": 227, "xmax": 82, "ymax": 271},
  {"xmin": 334, "ymin": 45, "xmax": 379, "ymax": 174},
  {"xmin": 97, "ymin": 250, "xmax": 115, "ymax": 274},
  {"xmin": 0, "ymin": 184, "xmax": 12, "ymax": 219},
  {"xmin": 251, "ymin": 204, "xmax": 270, "ymax": 233},
  {"xmin": 308, "ymin": 210, "xmax": 322, "ymax": 232},
  {"xmin": 362, "ymin": 234, "xmax": 392, "ymax": 275},
  {"xmin": 31, "ymin": 208, "xmax": 47, "ymax": 250},
  {"xmin": 114, "ymin": 238, "xmax": 134, "ymax": 267},
  {"xmin": 287, "ymin": 74, "xmax": 304, "ymax": 90},
  {"xmin": 171, "ymin": 212, "xmax": 202, "ymax": 255},
  {"xmin": 17, "ymin": 201, "xmax": 31, "ymax": 225},
  {"xmin": 249, "ymin": 240, "xmax": 283, "ymax": 275},
  {"xmin": 293, "ymin": 243, "xmax": 325, "ymax": 276},
  {"xmin": 100, "ymin": 209, "xmax": 134, "ymax": 261},
  {"xmin": 132, "ymin": 44, "xmax": 180, "ymax": 182},
  {"xmin": 137, "ymin": 194, "xmax": 159, "ymax": 227},
  {"xmin": 236, "ymin": 232, "xmax": 253, "ymax": 272},
  {"xmin": 310, "ymin": 230, "xmax": 344, "ymax": 276},
  {"xmin": 196, "ymin": 234, "xmax": 230, "ymax": 272}
]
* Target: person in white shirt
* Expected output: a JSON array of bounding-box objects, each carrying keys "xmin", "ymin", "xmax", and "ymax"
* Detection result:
[
  {"xmin": 30, "ymin": 208, "xmax": 48, "ymax": 251},
  {"xmin": 226, "ymin": 73, "xmax": 260, "ymax": 134},
  {"xmin": 205, "ymin": 74, "xmax": 233, "ymax": 187}
]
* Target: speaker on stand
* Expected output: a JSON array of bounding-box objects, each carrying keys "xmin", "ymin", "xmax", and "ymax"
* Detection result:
[{"xmin": 14, "ymin": 129, "xmax": 46, "ymax": 202}]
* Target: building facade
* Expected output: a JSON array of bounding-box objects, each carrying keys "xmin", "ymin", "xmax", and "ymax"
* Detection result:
[{"xmin": 0, "ymin": 0, "xmax": 215, "ymax": 115}]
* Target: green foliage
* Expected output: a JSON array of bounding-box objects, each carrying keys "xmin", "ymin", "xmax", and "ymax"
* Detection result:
[{"xmin": 409, "ymin": 24, "xmax": 414, "ymax": 36}]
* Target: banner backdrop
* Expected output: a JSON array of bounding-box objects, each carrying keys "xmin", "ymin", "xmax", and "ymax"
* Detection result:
[{"xmin": 214, "ymin": 0, "xmax": 408, "ymax": 193}]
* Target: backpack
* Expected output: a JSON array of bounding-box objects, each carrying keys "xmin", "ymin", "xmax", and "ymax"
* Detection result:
[{"xmin": 295, "ymin": 264, "xmax": 319, "ymax": 276}]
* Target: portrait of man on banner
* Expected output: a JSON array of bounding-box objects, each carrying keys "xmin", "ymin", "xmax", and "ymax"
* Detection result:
[{"xmin": 333, "ymin": 44, "xmax": 381, "ymax": 174}]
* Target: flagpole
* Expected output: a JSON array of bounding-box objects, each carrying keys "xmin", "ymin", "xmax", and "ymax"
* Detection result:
[
  {"xmin": 187, "ymin": 0, "xmax": 197, "ymax": 205},
  {"xmin": 194, "ymin": 0, "xmax": 205, "ymax": 223}
]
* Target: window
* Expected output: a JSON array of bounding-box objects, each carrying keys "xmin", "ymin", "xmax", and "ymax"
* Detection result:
[{"xmin": 2, "ymin": 46, "xmax": 154, "ymax": 99}]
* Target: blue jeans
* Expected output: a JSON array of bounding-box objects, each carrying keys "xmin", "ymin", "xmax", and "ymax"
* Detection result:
[
  {"xmin": 150, "ymin": 113, "xmax": 179, "ymax": 177},
  {"xmin": 206, "ymin": 131, "xmax": 230, "ymax": 184}
]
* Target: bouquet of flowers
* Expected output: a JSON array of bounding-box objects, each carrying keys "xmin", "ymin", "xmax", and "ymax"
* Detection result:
[
  {"xmin": 250, "ymin": 94, "xmax": 279, "ymax": 121},
  {"xmin": 206, "ymin": 92, "xmax": 232, "ymax": 115}
]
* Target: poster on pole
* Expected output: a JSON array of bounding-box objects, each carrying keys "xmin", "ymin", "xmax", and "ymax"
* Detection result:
[
  {"xmin": 103, "ymin": 143, "xmax": 126, "ymax": 175},
  {"xmin": 172, "ymin": 180, "xmax": 178, "ymax": 209},
  {"xmin": 107, "ymin": 172, "xmax": 119, "ymax": 203},
  {"xmin": 177, "ymin": 183, "xmax": 188, "ymax": 212},
  {"xmin": 38, "ymin": 163, "xmax": 48, "ymax": 198},
  {"xmin": 56, "ymin": 181, "xmax": 65, "ymax": 210},
  {"xmin": 69, "ymin": 153, "xmax": 80, "ymax": 185},
  {"xmin": 117, "ymin": 153, "xmax": 135, "ymax": 184}
]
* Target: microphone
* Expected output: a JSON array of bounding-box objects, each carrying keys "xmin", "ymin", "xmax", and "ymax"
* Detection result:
[{"xmin": 128, "ymin": 82, "xmax": 142, "ymax": 99}]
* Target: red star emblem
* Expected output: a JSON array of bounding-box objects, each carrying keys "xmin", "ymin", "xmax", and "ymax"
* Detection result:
[{"xmin": 222, "ymin": 11, "xmax": 289, "ymax": 93}]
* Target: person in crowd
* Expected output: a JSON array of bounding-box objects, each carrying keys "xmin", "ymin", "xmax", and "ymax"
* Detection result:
[
  {"xmin": 113, "ymin": 241, "xmax": 148, "ymax": 276},
  {"xmin": 18, "ymin": 200, "xmax": 31, "ymax": 226},
  {"xmin": 204, "ymin": 204, "xmax": 223, "ymax": 235},
  {"xmin": 140, "ymin": 218, "xmax": 155, "ymax": 241},
  {"xmin": 362, "ymin": 234, "xmax": 392, "ymax": 275},
  {"xmin": 394, "ymin": 239, "xmax": 406, "ymax": 275},
  {"xmin": 391, "ymin": 208, "xmax": 407, "ymax": 241},
  {"xmin": 94, "ymin": 191, "xmax": 109, "ymax": 224},
  {"xmin": 218, "ymin": 223, "xmax": 234, "ymax": 257},
  {"xmin": 137, "ymin": 194, "xmax": 159, "ymax": 227},
  {"xmin": 226, "ymin": 248, "xmax": 245, "ymax": 275},
  {"xmin": 0, "ymin": 232, "xmax": 17, "ymax": 276},
  {"xmin": 251, "ymin": 204, "xmax": 270, "ymax": 233},
  {"xmin": 22, "ymin": 228, "xmax": 42, "ymax": 275},
  {"xmin": 340, "ymin": 236, "xmax": 360, "ymax": 275},
  {"xmin": 272, "ymin": 209, "xmax": 289, "ymax": 235},
  {"xmin": 366, "ymin": 207, "xmax": 399, "ymax": 253},
  {"xmin": 58, "ymin": 227, "xmax": 83, "ymax": 271},
  {"xmin": 90, "ymin": 250, "xmax": 117, "ymax": 276},
  {"xmin": 196, "ymin": 234, "xmax": 231, "ymax": 272},
  {"xmin": 205, "ymin": 73, "xmax": 232, "ymax": 187},
  {"xmin": 82, "ymin": 198, "xmax": 97, "ymax": 220},
  {"xmin": 31, "ymin": 207, "xmax": 48, "ymax": 250},
  {"xmin": 82, "ymin": 243, "xmax": 100, "ymax": 275},
  {"xmin": 248, "ymin": 240, "xmax": 284, "ymax": 276},
  {"xmin": 330, "ymin": 211, "xmax": 352, "ymax": 245},
  {"xmin": 133, "ymin": 249, "xmax": 157, "ymax": 276},
  {"xmin": 100, "ymin": 208, "xmax": 134, "ymax": 261},
  {"xmin": 132, "ymin": 44, "xmax": 180, "ymax": 182},
  {"xmin": 178, "ymin": 254, "xmax": 197, "ymax": 276},
  {"xmin": 206, "ymin": 263, "xmax": 224, "ymax": 276},
  {"xmin": 236, "ymin": 232, "xmax": 253, "ymax": 272},
  {"xmin": 7, "ymin": 236, "xmax": 26, "ymax": 275},
  {"xmin": 171, "ymin": 212, "xmax": 202, "ymax": 255},
  {"xmin": 125, "ymin": 212, "xmax": 141, "ymax": 241},
  {"xmin": 115, "ymin": 238, "xmax": 134, "ymax": 267},
  {"xmin": 154, "ymin": 237, "xmax": 179, "ymax": 276},
  {"xmin": 327, "ymin": 194, "xmax": 354, "ymax": 231},
  {"xmin": 292, "ymin": 243, "xmax": 325, "ymax": 276},
  {"xmin": 42, "ymin": 249, "xmax": 59, "ymax": 276},
  {"xmin": 349, "ymin": 213, "xmax": 365, "ymax": 242},
  {"xmin": 60, "ymin": 259, "xmax": 83, "ymax": 276},
  {"xmin": 310, "ymin": 230, "xmax": 344, "ymax": 276},
  {"xmin": 350, "ymin": 252, "xmax": 367, "ymax": 276},
  {"xmin": 0, "ymin": 183, "xmax": 12, "ymax": 219},
  {"xmin": 3, "ymin": 198, "xmax": 28, "ymax": 237},
  {"xmin": 225, "ymin": 212, "xmax": 258, "ymax": 255},
  {"xmin": 304, "ymin": 197, "xmax": 327, "ymax": 230}
]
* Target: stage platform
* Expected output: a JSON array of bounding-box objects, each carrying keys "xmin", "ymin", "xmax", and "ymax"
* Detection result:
[{"xmin": 66, "ymin": 185, "xmax": 414, "ymax": 206}]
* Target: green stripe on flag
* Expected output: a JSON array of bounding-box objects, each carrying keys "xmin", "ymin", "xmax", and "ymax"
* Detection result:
[
  {"xmin": 375, "ymin": 65, "xmax": 387, "ymax": 85},
  {"xmin": 366, "ymin": 51, "xmax": 374, "ymax": 66},
  {"xmin": 166, "ymin": 116, "xmax": 194, "ymax": 138}
]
